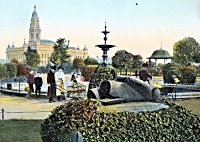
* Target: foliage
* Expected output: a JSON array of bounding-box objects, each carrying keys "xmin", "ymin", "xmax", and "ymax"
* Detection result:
[
  {"xmin": 180, "ymin": 66, "xmax": 196, "ymax": 84},
  {"xmin": 92, "ymin": 66, "xmax": 117, "ymax": 86},
  {"xmin": 36, "ymin": 66, "xmax": 48, "ymax": 73},
  {"xmin": 16, "ymin": 63, "xmax": 30, "ymax": 77},
  {"xmin": 11, "ymin": 58, "xmax": 19, "ymax": 63},
  {"xmin": 162, "ymin": 63, "xmax": 182, "ymax": 83},
  {"xmin": 112, "ymin": 50, "xmax": 143, "ymax": 74},
  {"xmin": 24, "ymin": 47, "xmax": 40, "ymax": 69},
  {"xmin": 163, "ymin": 63, "xmax": 197, "ymax": 84},
  {"xmin": 72, "ymin": 58, "xmax": 84, "ymax": 70},
  {"xmin": 0, "ymin": 63, "xmax": 8, "ymax": 79},
  {"xmin": 5, "ymin": 63, "xmax": 17, "ymax": 78},
  {"xmin": 49, "ymin": 38, "xmax": 70, "ymax": 65},
  {"xmin": 173, "ymin": 37, "xmax": 200, "ymax": 65},
  {"xmin": 0, "ymin": 120, "xmax": 43, "ymax": 142},
  {"xmin": 84, "ymin": 57, "xmax": 98, "ymax": 65},
  {"xmin": 41, "ymin": 99, "xmax": 200, "ymax": 142},
  {"xmin": 41, "ymin": 99, "xmax": 99, "ymax": 142},
  {"xmin": 81, "ymin": 66, "xmax": 96, "ymax": 81}
]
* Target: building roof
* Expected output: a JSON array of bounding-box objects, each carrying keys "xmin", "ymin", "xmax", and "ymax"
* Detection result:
[
  {"xmin": 32, "ymin": 5, "xmax": 38, "ymax": 17},
  {"xmin": 40, "ymin": 39, "xmax": 55, "ymax": 44},
  {"xmin": 147, "ymin": 49, "xmax": 172, "ymax": 59},
  {"xmin": 83, "ymin": 45, "xmax": 88, "ymax": 50}
]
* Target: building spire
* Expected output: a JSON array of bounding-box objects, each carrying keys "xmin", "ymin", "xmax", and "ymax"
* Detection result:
[{"xmin": 34, "ymin": 5, "xmax": 36, "ymax": 11}]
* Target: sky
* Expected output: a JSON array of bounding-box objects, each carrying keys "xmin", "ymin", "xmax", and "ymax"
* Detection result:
[{"xmin": 0, "ymin": 0, "xmax": 200, "ymax": 61}]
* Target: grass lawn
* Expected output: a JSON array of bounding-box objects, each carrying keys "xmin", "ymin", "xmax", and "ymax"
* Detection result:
[
  {"xmin": 0, "ymin": 119, "xmax": 43, "ymax": 142},
  {"xmin": 175, "ymin": 98, "xmax": 200, "ymax": 117}
]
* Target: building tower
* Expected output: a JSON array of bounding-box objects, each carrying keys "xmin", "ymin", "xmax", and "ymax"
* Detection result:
[{"xmin": 29, "ymin": 5, "xmax": 41, "ymax": 48}]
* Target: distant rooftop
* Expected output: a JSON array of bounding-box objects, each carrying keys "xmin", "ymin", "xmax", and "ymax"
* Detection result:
[{"xmin": 40, "ymin": 39, "xmax": 55, "ymax": 44}]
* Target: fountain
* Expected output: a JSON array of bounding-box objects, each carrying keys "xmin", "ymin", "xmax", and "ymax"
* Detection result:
[
  {"xmin": 87, "ymin": 23, "xmax": 167, "ymax": 112},
  {"xmin": 95, "ymin": 22, "xmax": 115, "ymax": 66}
]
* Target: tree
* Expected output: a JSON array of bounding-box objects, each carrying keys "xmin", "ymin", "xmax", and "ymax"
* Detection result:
[
  {"xmin": 112, "ymin": 50, "xmax": 143, "ymax": 74},
  {"xmin": 0, "ymin": 64, "xmax": 8, "ymax": 79},
  {"xmin": 173, "ymin": 37, "xmax": 200, "ymax": 66},
  {"xmin": 24, "ymin": 46, "xmax": 40, "ymax": 69},
  {"xmin": 16, "ymin": 63, "xmax": 30, "ymax": 77},
  {"xmin": 132, "ymin": 55, "xmax": 143, "ymax": 69},
  {"xmin": 81, "ymin": 66, "xmax": 96, "ymax": 81},
  {"xmin": 112, "ymin": 50, "xmax": 130, "ymax": 74},
  {"xmin": 5, "ymin": 63, "xmax": 17, "ymax": 78},
  {"xmin": 73, "ymin": 58, "xmax": 84, "ymax": 70},
  {"xmin": 84, "ymin": 57, "xmax": 98, "ymax": 65},
  {"xmin": 49, "ymin": 38, "xmax": 70, "ymax": 65}
]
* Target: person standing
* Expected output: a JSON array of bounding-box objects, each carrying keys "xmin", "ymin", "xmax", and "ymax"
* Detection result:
[
  {"xmin": 34, "ymin": 72, "xmax": 43, "ymax": 99},
  {"xmin": 26, "ymin": 70, "xmax": 35, "ymax": 99},
  {"xmin": 47, "ymin": 66, "xmax": 56, "ymax": 103},
  {"xmin": 55, "ymin": 66, "xmax": 65, "ymax": 101},
  {"xmin": 71, "ymin": 73, "xmax": 77, "ymax": 84}
]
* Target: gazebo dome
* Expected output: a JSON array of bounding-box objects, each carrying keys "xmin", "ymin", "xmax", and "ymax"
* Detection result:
[{"xmin": 148, "ymin": 48, "xmax": 172, "ymax": 60}]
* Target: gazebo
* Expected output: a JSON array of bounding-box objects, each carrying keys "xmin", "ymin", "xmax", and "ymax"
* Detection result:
[{"xmin": 147, "ymin": 48, "xmax": 172, "ymax": 65}]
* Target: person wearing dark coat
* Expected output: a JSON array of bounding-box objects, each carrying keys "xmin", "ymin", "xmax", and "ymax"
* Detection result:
[
  {"xmin": 34, "ymin": 72, "xmax": 43, "ymax": 99},
  {"xmin": 47, "ymin": 66, "xmax": 56, "ymax": 103}
]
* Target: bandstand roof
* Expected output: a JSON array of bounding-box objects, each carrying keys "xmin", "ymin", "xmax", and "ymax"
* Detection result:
[{"xmin": 147, "ymin": 49, "xmax": 172, "ymax": 60}]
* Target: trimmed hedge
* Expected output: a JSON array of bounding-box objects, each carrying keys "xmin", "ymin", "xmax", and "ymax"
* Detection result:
[{"xmin": 41, "ymin": 99, "xmax": 200, "ymax": 142}]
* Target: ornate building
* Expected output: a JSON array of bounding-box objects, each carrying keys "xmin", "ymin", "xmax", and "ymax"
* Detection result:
[{"xmin": 6, "ymin": 6, "xmax": 88, "ymax": 66}]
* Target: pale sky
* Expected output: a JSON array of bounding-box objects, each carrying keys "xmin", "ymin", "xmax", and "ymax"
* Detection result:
[{"xmin": 0, "ymin": 0, "xmax": 200, "ymax": 61}]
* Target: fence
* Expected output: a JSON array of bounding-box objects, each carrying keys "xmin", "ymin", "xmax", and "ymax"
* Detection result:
[{"xmin": 0, "ymin": 108, "xmax": 51, "ymax": 120}]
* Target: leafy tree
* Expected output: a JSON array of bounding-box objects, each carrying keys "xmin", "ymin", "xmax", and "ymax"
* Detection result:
[
  {"xmin": 24, "ymin": 46, "xmax": 40, "ymax": 69},
  {"xmin": 81, "ymin": 65, "xmax": 96, "ymax": 81},
  {"xmin": 16, "ymin": 63, "xmax": 30, "ymax": 77},
  {"xmin": 112, "ymin": 50, "xmax": 143, "ymax": 74},
  {"xmin": 49, "ymin": 38, "xmax": 70, "ymax": 65},
  {"xmin": 132, "ymin": 54, "xmax": 143, "ymax": 69},
  {"xmin": 5, "ymin": 63, "xmax": 17, "ymax": 78},
  {"xmin": 173, "ymin": 37, "xmax": 200, "ymax": 65},
  {"xmin": 73, "ymin": 58, "xmax": 84, "ymax": 70},
  {"xmin": 112, "ymin": 50, "xmax": 130, "ymax": 74},
  {"xmin": 84, "ymin": 57, "xmax": 98, "ymax": 65},
  {"xmin": 0, "ymin": 64, "xmax": 8, "ymax": 79}
]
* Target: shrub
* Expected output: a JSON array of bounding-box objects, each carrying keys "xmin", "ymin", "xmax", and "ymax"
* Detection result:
[
  {"xmin": 180, "ymin": 66, "xmax": 196, "ymax": 84},
  {"xmin": 163, "ymin": 63, "xmax": 197, "ymax": 84},
  {"xmin": 81, "ymin": 66, "xmax": 96, "ymax": 81},
  {"xmin": 91, "ymin": 66, "xmax": 117, "ymax": 87},
  {"xmin": 163, "ymin": 63, "xmax": 182, "ymax": 83},
  {"xmin": 41, "ymin": 99, "xmax": 200, "ymax": 142}
]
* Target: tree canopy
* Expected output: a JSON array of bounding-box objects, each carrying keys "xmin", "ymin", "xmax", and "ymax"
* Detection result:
[
  {"xmin": 173, "ymin": 37, "xmax": 200, "ymax": 65},
  {"xmin": 49, "ymin": 38, "xmax": 70, "ymax": 65},
  {"xmin": 73, "ymin": 58, "xmax": 84, "ymax": 70},
  {"xmin": 5, "ymin": 63, "xmax": 17, "ymax": 78},
  {"xmin": 0, "ymin": 64, "xmax": 8, "ymax": 79},
  {"xmin": 84, "ymin": 57, "xmax": 98, "ymax": 65},
  {"xmin": 112, "ymin": 50, "xmax": 143, "ymax": 69},
  {"xmin": 24, "ymin": 47, "xmax": 40, "ymax": 69}
]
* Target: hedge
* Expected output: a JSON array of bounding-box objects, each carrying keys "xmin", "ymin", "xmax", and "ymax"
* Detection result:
[{"xmin": 41, "ymin": 99, "xmax": 200, "ymax": 142}]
